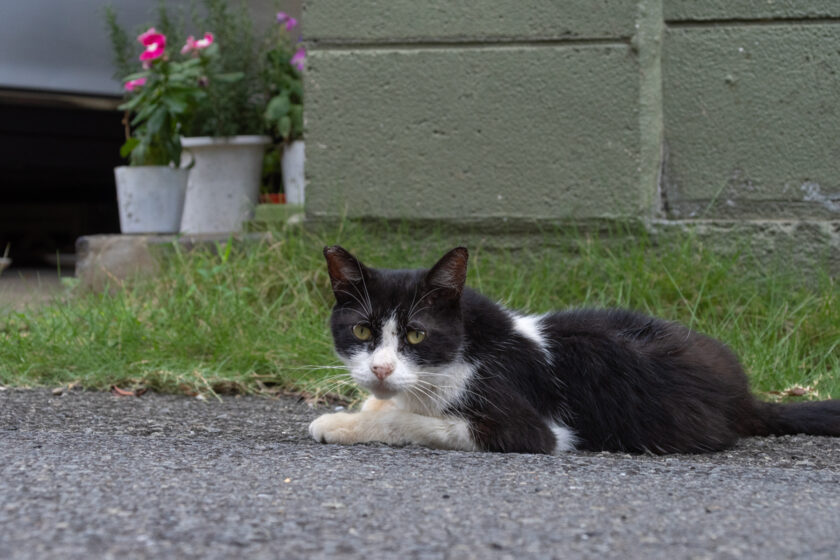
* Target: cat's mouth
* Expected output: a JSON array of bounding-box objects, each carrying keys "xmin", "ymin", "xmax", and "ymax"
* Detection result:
[{"xmin": 366, "ymin": 379, "xmax": 400, "ymax": 399}]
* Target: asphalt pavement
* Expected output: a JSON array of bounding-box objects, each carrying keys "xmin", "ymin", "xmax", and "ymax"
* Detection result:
[{"xmin": 1, "ymin": 387, "xmax": 839, "ymax": 559}]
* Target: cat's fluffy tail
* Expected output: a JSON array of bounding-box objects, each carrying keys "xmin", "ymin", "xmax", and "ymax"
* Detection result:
[{"xmin": 757, "ymin": 400, "xmax": 840, "ymax": 437}]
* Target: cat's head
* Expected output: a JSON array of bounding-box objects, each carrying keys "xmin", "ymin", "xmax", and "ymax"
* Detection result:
[{"xmin": 324, "ymin": 246, "xmax": 469, "ymax": 402}]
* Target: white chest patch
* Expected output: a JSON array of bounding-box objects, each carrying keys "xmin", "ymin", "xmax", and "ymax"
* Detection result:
[{"xmin": 396, "ymin": 359, "xmax": 477, "ymax": 416}]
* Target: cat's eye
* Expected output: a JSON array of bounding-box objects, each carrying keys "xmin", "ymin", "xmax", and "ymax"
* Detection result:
[
  {"xmin": 406, "ymin": 329, "xmax": 426, "ymax": 345},
  {"xmin": 352, "ymin": 324, "xmax": 372, "ymax": 341}
]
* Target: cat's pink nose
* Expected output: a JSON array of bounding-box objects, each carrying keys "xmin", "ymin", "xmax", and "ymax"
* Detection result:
[{"xmin": 371, "ymin": 363, "xmax": 394, "ymax": 380}]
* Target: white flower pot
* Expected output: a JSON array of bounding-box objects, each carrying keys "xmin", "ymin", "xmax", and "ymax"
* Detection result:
[
  {"xmin": 282, "ymin": 140, "xmax": 305, "ymax": 206},
  {"xmin": 179, "ymin": 135, "xmax": 270, "ymax": 234},
  {"xmin": 114, "ymin": 166, "xmax": 188, "ymax": 234}
]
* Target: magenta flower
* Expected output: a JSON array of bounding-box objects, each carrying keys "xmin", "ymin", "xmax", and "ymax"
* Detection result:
[
  {"xmin": 137, "ymin": 28, "xmax": 166, "ymax": 62},
  {"xmin": 181, "ymin": 32, "xmax": 214, "ymax": 54},
  {"xmin": 276, "ymin": 12, "xmax": 298, "ymax": 31},
  {"xmin": 124, "ymin": 77, "xmax": 147, "ymax": 91},
  {"xmin": 290, "ymin": 47, "xmax": 306, "ymax": 71}
]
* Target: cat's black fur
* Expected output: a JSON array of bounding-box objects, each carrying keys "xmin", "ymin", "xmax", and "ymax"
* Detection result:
[{"xmin": 324, "ymin": 245, "xmax": 840, "ymax": 454}]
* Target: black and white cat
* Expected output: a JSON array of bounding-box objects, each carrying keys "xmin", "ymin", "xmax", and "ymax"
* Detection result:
[{"xmin": 309, "ymin": 246, "xmax": 840, "ymax": 454}]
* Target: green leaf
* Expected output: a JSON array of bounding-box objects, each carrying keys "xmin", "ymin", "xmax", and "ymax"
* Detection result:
[
  {"xmin": 119, "ymin": 137, "xmax": 140, "ymax": 158},
  {"xmin": 201, "ymin": 43, "xmax": 220, "ymax": 58},
  {"xmin": 289, "ymin": 105, "xmax": 303, "ymax": 139},
  {"xmin": 265, "ymin": 94, "xmax": 290, "ymax": 122},
  {"xmin": 289, "ymin": 80, "xmax": 303, "ymax": 101},
  {"xmin": 177, "ymin": 58, "xmax": 203, "ymax": 69},
  {"xmin": 278, "ymin": 116, "xmax": 291, "ymax": 139},
  {"xmin": 162, "ymin": 95, "xmax": 188, "ymax": 114},
  {"xmin": 122, "ymin": 71, "xmax": 149, "ymax": 82},
  {"xmin": 131, "ymin": 140, "xmax": 147, "ymax": 166},
  {"xmin": 130, "ymin": 103, "xmax": 157, "ymax": 126},
  {"xmin": 118, "ymin": 93, "xmax": 146, "ymax": 111},
  {"xmin": 215, "ymin": 72, "xmax": 244, "ymax": 83},
  {"xmin": 146, "ymin": 106, "xmax": 168, "ymax": 135}
]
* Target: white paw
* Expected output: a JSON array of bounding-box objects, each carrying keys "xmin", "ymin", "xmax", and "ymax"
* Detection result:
[{"xmin": 309, "ymin": 412, "xmax": 361, "ymax": 445}]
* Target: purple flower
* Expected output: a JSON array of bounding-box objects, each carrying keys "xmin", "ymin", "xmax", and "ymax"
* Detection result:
[
  {"xmin": 290, "ymin": 47, "xmax": 306, "ymax": 71},
  {"xmin": 277, "ymin": 12, "xmax": 298, "ymax": 31}
]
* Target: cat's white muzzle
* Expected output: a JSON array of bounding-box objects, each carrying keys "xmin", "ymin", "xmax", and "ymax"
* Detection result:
[{"xmin": 343, "ymin": 350, "xmax": 417, "ymax": 399}]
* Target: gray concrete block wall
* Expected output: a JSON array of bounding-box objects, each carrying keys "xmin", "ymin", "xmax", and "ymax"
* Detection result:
[
  {"xmin": 303, "ymin": 1, "xmax": 840, "ymax": 239},
  {"xmin": 304, "ymin": 1, "xmax": 639, "ymax": 42},
  {"xmin": 662, "ymin": 6, "xmax": 840, "ymax": 219},
  {"xmin": 664, "ymin": 1, "xmax": 840, "ymax": 22},
  {"xmin": 304, "ymin": 0, "xmax": 653, "ymax": 222}
]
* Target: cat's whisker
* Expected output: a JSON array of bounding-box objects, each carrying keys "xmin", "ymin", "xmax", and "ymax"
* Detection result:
[
  {"xmin": 404, "ymin": 384, "xmax": 450, "ymax": 414},
  {"xmin": 408, "ymin": 287, "xmax": 446, "ymax": 320},
  {"xmin": 411, "ymin": 377, "xmax": 507, "ymax": 416},
  {"xmin": 312, "ymin": 378, "xmax": 359, "ymax": 396},
  {"xmin": 302, "ymin": 368, "xmax": 351, "ymax": 377},
  {"xmin": 354, "ymin": 261, "xmax": 374, "ymax": 315},
  {"xmin": 407, "ymin": 285, "xmax": 421, "ymax": 323},
  {"xmin": 321, "ymin": 373, "xmax": 353, "ymax": 380},
  {"xmin": 286, "ymin": 365, "xmax": 348, "ymax": 371},
  {"xmin": 404, "ymin": 383, "xmax": 437, "ymax": 404},
  {"xmin": 305, "ymin": 375, "xmax": 356, "ymax": 393},
  {"xmin": 335, "ymin": 289, "xmax": 371, "ymax": 317},
  {"xmin": 407, "ymin": 305, "xmax": 432, "ymax": 320},
  {"xmin": 342, "ymin": 306, "xmax": 369, "ymax": 320}
]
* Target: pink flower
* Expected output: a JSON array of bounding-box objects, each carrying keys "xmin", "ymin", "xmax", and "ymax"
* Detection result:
[
  {"xmin": 180, "ymin": 36, "xmax": 196, "ymax": 54},
  {"xmin": 181, "ymin": 32, "xmax": 214, "ymax": 54},
  {"xmin": 276, "ymin": 12, "xmax": 298, "ymax": 31},
  {"xmin": 137, "ymin": 28, "xmax": 166, "ymax": 62},
  {"xmin": 290, "ymin": 47, "xmax": 306, "ymax": 71},
  {"xmin": 196, "ymin": 32, "xmax": 214, "ymax": 49},
  {"xmin": 124, "ymin": 77, "xmax": 147, "ymax": 91}
]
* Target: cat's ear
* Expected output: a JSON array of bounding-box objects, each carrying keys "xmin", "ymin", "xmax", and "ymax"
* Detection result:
[
  {"xmin": 425, "ymin": 247, "xmax": 469, "ymax": 298},
  {"xmin": 323, "ymin": 246, "xmax": 370, "ymax": 295}
]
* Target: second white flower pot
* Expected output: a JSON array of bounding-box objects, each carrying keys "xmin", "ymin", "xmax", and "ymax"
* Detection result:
[
  {"xmin": 282, "ymin": 140, "xmax": 305, "ymax": 206},
  {"xmin": 179, "ymin": 135, "xmax": 270, "ymax": 234}
]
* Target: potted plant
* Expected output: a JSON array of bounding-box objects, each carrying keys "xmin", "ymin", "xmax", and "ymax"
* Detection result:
[
  {"xmin": 176, "ymin": 1, "xmax": 271, "ymax": 234},
  {"xmin": 263, "ymin": 12, "xmax": 306, "ymax": 207},
  {"xmin": 106, "ymin": 15, "xmax": 189, "ymax": 234},
  {"xmin": 106, "ymin": 9, "xmax": 225, "ymax": 234},
  {"xmin": 107, "ymin": 2, "xmax": 306, "ymax": 233}
]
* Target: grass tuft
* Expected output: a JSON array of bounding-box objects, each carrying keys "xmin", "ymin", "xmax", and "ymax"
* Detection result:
[{"xmin": 1, "ymin": 223, "xmax": 837, "ymax": 400}]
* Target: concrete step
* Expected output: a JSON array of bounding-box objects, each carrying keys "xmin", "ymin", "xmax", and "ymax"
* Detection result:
[{"xmin": 75, "ymin": 232, "xmax": 271, "ymax": 292}]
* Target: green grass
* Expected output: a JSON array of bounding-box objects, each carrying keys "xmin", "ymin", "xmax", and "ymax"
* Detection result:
[{"xmin": 1, "ymin": 222, "xmax": 838, "ymax": 402}]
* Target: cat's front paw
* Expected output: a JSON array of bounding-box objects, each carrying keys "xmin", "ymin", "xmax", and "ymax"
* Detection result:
[{"xmin": 309, "ymin": 412, "xmax": 362, "ymax": 445}]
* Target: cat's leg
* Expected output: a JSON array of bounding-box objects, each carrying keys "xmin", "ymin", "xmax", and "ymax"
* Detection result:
[
  {"xmin": 360, "ymin": 396, "xmax": 398, "ymax": 412},
  {"xmin": 309, "ymin": 410, "xmax": 477, "ymax": 451}
]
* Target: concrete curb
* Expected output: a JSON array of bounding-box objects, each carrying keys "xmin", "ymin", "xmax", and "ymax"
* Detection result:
[{"xmin": 75, "ymin": 233, "xmax": 272, "ymax": 291}]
